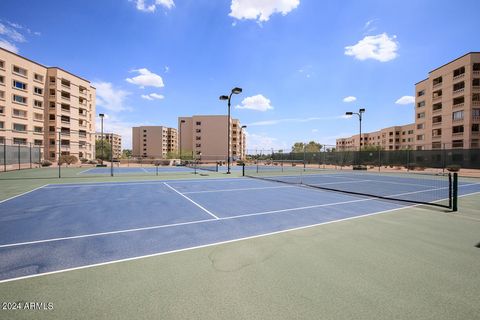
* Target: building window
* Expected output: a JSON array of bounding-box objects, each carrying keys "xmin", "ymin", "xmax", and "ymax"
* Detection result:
[
  {"xmin": 13, "ymin": 80, "xmax": 27, "ymax": 90},
  {"xmin": 408, "ymin": 130, "xmax": 414, "ymax": 134},
  {"xmin": 416, "ymin": 135, "xmax": 424, "ymax": 141},
  {"xmin": 452, "ymin": 140, "xmax": 463, "ymax": 148},
  {"xmin": 49, "ymin": 114, "xmax": 56, "ymax": 121},
  {"xmin": 13, "ymin": 109, "xmax": 27, "ymax": 118},
  {"xmin": 453, "ymin": 81, "xmax": 465, "ymax": 92},
  {"xmin": 49, "ymin": 77, "xmax": 56, "ymax": 84},
  {"xmin": 0, "ymin": 75, "xmax": 4, "ymax": 84},
  {"xmin": 34, "ymin": 100, "xmax": 43, "ymax": 108},
  {"xmin": 34, "ymin": 87, "xmax": 43, "ymax": 95},
  {"xmin": 432, "ymin": 115, "xmax": 442, "ymax": 124},
  {"xmin": 0, "ymin": 90, "xmax": 4, "ymax": 99},
  {"xmin": 473, "ymin": 78, "xmax": 480, "ymax": 87},
  {"xmin": 0, "ymin": 106, "xmax": 4, "ymax": 114},
  {"xmin": 49, "ymin": 89, "xmax": 55, "ymax": 96},
  {"xmin": 0, "ymin": 60, "xmax": 4, "ymax": 69},
  {"xmin": 452, "ymin": 110, "xmax": 464, "ymax": 121},
  {"xmin": 34, "ymin": 73, "xmax": 44, "ymax": 82},
  {"xmin": 12, "ymin": 65, "xmax": 27, "ymax": 77},
  {"xmin": 196, "ymin": 129, "xmax": 201, "ymax": 133},
  {"xmin": 417, "ymin": 90, "xmax": 425, "ymax": 97},
  {"xmin": 34, "ymin": 139, "xmax": 43, "ymax": 146},
  {"xmin": 432, "ymin": 89, "xmax": 442, "ymax": 99},
  {"xmin": 34, "ymin": 126, "xmax": 43, "ymax": 133},
  {"xmin": 432, "ymin": 102, "xmax": 442, "ymax": 111},
  {"xmin": 61, "ymin": 91, "xmax": 70, "ymax": 100},
  {"xmin": 432, "ymin": 76, "xmax": 442, "ymax": 86},
  {"xmin": 196, "ymin": 136, "xmax": 201, "ymax": 140},
  {"xmin": 34, "ymin": 113, "xmax": 43, "ymax": 121},
  {"xmin": 432, "ymin": 129, "xmax": 442, "ymax": 137},
  {"xmin": 432, "ymin": 142, "xmax": 442, "ymax": 149},
  {"xmin": 13, "ymin": 123, "xmax": 27, "ymax": 132},
  {"xmin": 196, "ymin": 121, "xmax": 201, "ymax": 126},
  {"xmin": 0, "ymin": 121, "xmax": 3, "ymax": 129},
  {"xmin": 453, "ymin": 96, "xmax": 464, "ymax": 106},
  {"xmin": 474, "ymin": 63, "xmax": 480, "ymax": 71},
  {"xmin": 453, "ymin": 66, "xmax": 465, "ymax": 78},
  {"xmin": 472, "ymin": 124, "xmax": 479, "ymax": 132},
  {"xmin": 472, "ymin": 139, "xmax": 479, "ymax": 148},
  {"xmin": 13, "ymin": 138, "xmax": 27, "ymax": 145},
  {"xmin": 14, "ymin": 94, "xmax": 28, "ymax": 104},
  {"xmin": 417, "ymin": 112, "xmax": 425, "ymax": 119},
  {"xmin": 61, "ymin": 79, "xmax": 70, "ymax": 88},
  {"xmin": 452, "ymin": 125, "xmax": 464, "ymax": 134},
  {"xmin": 196, "ymin": 143, "xmax": 201, "ymax": 148},
  {"xmin": 417, "ymin": 101, "xmax": 425, "ymax": 108}
]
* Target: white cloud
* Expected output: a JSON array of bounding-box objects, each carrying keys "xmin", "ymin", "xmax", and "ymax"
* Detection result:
[
  {"xmin": 134, "ymin": 0, "xmax": 174, "ymax": 13},
  {"xmin": 343, "ymin": 96, "xmax": 357, "ymax": 103},
  {"xmin": 0, "ymin": 23, "xmax": 26, "ymax": 42},
  {"xmin": 312, "ymin": 129, "xmax": 318, "ymax": 133},
  {"xmin": 126, "ymin": 68, "xmax": 165, "ymax": 88},
  {"xmin": 345, "ymin": 33, "xmax": 399, "ymax": 62},
  {"xmin": 164, "ymin": 66, "xmax": 169, "ymax": 73},
  {"xmin": 92, "ymin": 81, "xmax": 131, "ymax": 112},
  {"xmin": 141, "ymin": 93, "xmax": 165, "ymax": 100},
  {"xmin": 0, "ymin": 39, "xmax": 18, "ymax": 53},
  {"xmin": 248, "ymin": 115, "xmax": 348, "ymax": 126},
  {"xmin": 229, "ymin": 0, "xmax": 300, "ymax": 22},
  {"xmin": 395, "ymin": 95, "xmax": 415, "ymax": 105},
  {"xmin": 235, "ymin": 94, "xmax": 273, "ymax": 112},
  {"xmin": 244, "ymin": 132, "xmax": 288, "ymax": 151}
]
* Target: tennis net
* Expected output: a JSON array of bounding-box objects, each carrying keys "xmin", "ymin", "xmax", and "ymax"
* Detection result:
[
  {"xmin": 185, "ymin": 160, "xmax": 219, "ymax": 173},
  {"xmin": 243, "ymin": 163, "xmax": 457, "ymax": 210}
]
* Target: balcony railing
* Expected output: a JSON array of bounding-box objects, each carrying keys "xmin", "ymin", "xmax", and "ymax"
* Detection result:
[
  {"xmin": 473, "ymin": 71, "xmax": 480, "ymax": 76},
  {"xmin": 453, "ymin": 102, "xmax": 464, "ymax": 108},
  {"xmin": 453, "ymin": 88, "xmax": 464, "ymax": 95},
  {"xmin": 432, "ymin": 121, "xmax": 442, "ymax": 126},
  {"xmin": 473, "ymin": 115, "xmax": 480, "ymax": 122},
  {"xmin": 453, "ymin": 73, "xmax": 465, "ymax": 80},
  {"xmin": 452, "ymin": 131, "xmax": 464, "ymax": 136},
  {"xmin": 432, "ymin": 82, "xmax": 442, "ymax": 88},
  {"xmin": 432, "ymin": 95, "xmax": 442, "ymax": 101}
]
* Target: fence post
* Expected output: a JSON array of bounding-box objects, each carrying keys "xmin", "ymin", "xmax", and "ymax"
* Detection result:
[
  {"xmin": 110, "ymin": 141, "xmax": 114, "ymax": 177},
  {"xmin": 378, "ymin": 150, "xmax": 381, "ymax": 172},
  {"xmin": 452, "ymin": 173, "xmax": 458, "ymax": 212},
  {"xmin": 29, "ymin": 142, "xmax": 32, "ymax": 169},
  {"xmin": 3, "ymin": 142, "xmax": 6, "ymax": 172},
  {"xmin": 58, "ymin": 131, "xmax": 61, "ymax": 178},
  {"xmin": 406, "ymin": 149, "xmax": 410, "ymax": 172},
  {"xmin": 442, "ymin": 143, "xmax": 446, "ymax": 174},
  {"xmin": 18, "ymin": 143, "xmax": 21, "ymax": 170}
]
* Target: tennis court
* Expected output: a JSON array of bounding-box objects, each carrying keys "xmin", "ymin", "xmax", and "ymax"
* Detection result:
[{"xmin": 1, "ymin": 172, "xmax": 479, "ymax": 283}]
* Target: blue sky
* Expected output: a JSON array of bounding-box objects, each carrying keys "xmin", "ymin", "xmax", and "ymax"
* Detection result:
[{"xmin": 1, "ymin": 0, "xmax": 479, "ymax": 150}]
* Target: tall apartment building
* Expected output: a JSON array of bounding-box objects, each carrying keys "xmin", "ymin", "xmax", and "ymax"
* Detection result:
[
  {"xmin": 414, "ymin": 52, "xmax": 480, "ymax": 150},
  {"xmin": 132, "ymin": 126, "xmax": 177, "ymax": 158},
  {"xmin": 0, "ymin": 48, "xmax": 96, "ymax": 160},
  {"xmin": 178, "ymin": 115, "xmax": 246, "ymax": 161},
  {"xmin": 336, "ymin": 124, "xmax": 415, "ymax": 151},
  {"xmin": 95, "ymin": 132, "xmax": 122, "ymax": 159}
]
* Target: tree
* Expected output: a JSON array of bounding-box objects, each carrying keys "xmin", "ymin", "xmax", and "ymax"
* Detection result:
[
  {"xmin": 58, "ymin": 155, "xmax": 78, "ymax": 165},
  {"xmin": 122, "ymin": 149, "xmax": 132, "ymax": 158},
  {"xmin": 291, "ymin": 141, "xmax": 323, "ymax": 153},
  {"xmin": 95, "ymin": 139, "xmax": 112, "ymax": 160}
]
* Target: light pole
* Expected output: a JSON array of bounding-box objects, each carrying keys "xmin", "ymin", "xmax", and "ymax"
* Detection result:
[
  {"xmin": 345, "ymin": 108, "xmax": 365, "ymax": 152},
  {"xmin": 99, "ymin": 113, "xmax": 105, "ymax": 162},
  {"xmin": 240, "ymin": 125, "xmax": 247, "ymax": 160},
  {"xmin": 219, "ymin": 87, "xmax": 242, "ymax": 174},
  {"xmin": 179, "ymin": 119, "xmax": 185, "ymax": 162}
]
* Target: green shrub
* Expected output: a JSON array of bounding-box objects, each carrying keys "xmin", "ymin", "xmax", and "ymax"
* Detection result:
[
  {"xmin": 58, "ymin": 155, "xmax": 78, "ymax": 165},
  {"xmin": 41, "ymin": 160, "xmax": 52, "ymax": 167},
  {"xmin": 446, "ymin": 164, "xmax": 461, "ymax": 172},
  {"xmin": 80, "ymin": 158, "xmax": 88, "ymax": 164}
]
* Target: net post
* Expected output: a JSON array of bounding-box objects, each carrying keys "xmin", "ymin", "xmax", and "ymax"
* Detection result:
[
  {"xmin": 242, "ymin": 162, "xmax": 245, "ymax": 176},
  {"xmin": 448, "ymin": 173, "xmax": 452, "ymax": 209},
  {"xmin": 256, "ymin": 161, "xmax": 259, "ymax": 173},
  {"xmin": 452, "ymin": 173, "xmax": 458, "ymax": 212}
]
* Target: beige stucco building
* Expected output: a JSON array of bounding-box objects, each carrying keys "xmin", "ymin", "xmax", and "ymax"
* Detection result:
[
  {"xmin": 95, "ymin": 132, "xmax": 122, "ymax": 159},
  {"xmin": 0, "ymin": 48, "xmax": 96, "ymax": 160},
  {"xmin": 337, "ymin": 52, "xmax": 480, "ymax": 151},
  {"xmin": 336, "ymin": 124, "xmax": 415, "ymax": 151},
  {"xmin": 414, "ymin": 52, "xmax": 480, "ymax": 150},
  {"xmin": 178, "ymin": 115, "xmax": 246, "ymax": 161},
  {"xmin": 132, "ymin": 126, "xmax": 177, "ymax": 158}
]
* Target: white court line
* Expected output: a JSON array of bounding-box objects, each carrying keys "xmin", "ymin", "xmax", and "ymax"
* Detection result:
[
  {"xmin": 1, "ymin": 190, "xmax": 479, "ymax": 284},
  {"xmin": 76, "ymin": 168, "xmax": 94, "ymax": 175},
  {"xmin": 163, "ymin": 182, "xmax": 219, "ymax": 219},
  {"xmin": 0, "ymin": 184, "xmax": 49, "ymax": 204},
  {"xmin": 142, "ymin": 168, "xmax": 149, "ymax": 173},
  {"xmin": 183, "ymin": 185, "xmax": 295, "ymax": 194},
  {"xmin": 42, "ymin": 178, "xmax": 249, "ymax": 189}
]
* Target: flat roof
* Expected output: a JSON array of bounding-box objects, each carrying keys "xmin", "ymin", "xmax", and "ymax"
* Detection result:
[{"xmin": 0, "ymin": 47, "xmax": 92, "ymax": 84}]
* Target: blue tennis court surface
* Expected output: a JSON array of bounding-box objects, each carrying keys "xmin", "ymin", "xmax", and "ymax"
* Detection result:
[{"xmin": 1, "ymin": 174, "xmax": 479, "ymax": 282}]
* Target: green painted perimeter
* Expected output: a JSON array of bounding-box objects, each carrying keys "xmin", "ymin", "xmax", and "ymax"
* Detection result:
[{"xmin": 0, "ymin": 192, "xmax": 479, "ymax": 319}]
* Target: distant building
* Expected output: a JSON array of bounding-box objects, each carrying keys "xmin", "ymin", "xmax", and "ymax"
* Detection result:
[
  {"xmin": 95, "ymin": 132, "xmax": 122, "ymax": 159},
  {"xmin": 178, "ymin": 115, "xmax": 246, "ymax": 161},
  {"xmin": 0, "ymin": 47, "xmax": 96, "ymax": 160},
  {"xmin": 132, "ymin": 126, "xmax": 177, "ymax": 158},
  {"xmin": 337, "ymin": 52, "xmax": 480, "ymax": 151},
  {"xmin": 336, "ymin": 124, "xmax": 415, "ymax": 151}
]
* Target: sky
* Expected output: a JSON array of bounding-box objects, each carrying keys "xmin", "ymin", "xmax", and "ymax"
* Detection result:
[{"xmin": 1, "ymin": 0, "xmax": 479, "ymax": 151}]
